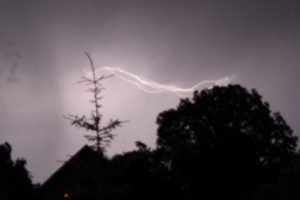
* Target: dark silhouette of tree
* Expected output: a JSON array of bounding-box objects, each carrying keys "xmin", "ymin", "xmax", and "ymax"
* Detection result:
[
  {"xmin": 110, "ymin": 141, "xmax": 172, "ymax": 200},
  {"xmin": 156, "ymin": 85, "xmax": 297, "ymax": 199},
  {"xmin": 0, "ymin": 142, "xmax": 33, "ymax": 200},
  {"xmin": 252, "ymin": 152, "xmax": 300, "ymax": 200},
  {"xmin": 66, "ymin": 52, "xmax": 123, "ymax": 154}
]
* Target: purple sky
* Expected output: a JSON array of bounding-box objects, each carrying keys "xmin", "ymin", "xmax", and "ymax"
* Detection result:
[{"xmin": 0, "ymin": 0, "xmax": 299, "ymax": 183}]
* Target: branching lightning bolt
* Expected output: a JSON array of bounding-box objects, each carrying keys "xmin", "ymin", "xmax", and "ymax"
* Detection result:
[{"xmin": 84, "ymin": 67, "xmax": 234, "ymax": 96}]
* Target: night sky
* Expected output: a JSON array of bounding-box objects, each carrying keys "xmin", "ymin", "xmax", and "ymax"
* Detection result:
[{"xmin": 0, "ymin": 0, "xmax": 299, "ymax": 182}]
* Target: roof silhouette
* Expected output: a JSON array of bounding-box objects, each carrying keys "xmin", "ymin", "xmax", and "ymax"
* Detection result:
[{"xmin": 39, "ymin": 145, "xmax": 107, "ymax": 200}]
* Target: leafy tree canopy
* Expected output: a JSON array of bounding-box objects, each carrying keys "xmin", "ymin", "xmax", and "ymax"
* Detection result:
[
  {"xmin": 0, "ymin": 142, "xmax": 33, "ymax": 200},
  {"xmin": 156, "ymin": 85, "xmax": 297, "ymax": 198}
]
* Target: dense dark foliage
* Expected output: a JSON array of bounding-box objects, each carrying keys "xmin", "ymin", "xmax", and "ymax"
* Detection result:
[
  {"xmin": 0, "ymin": 142, "xmax": 33, "ymax": 200},
  {"xmin": 58, "ymin": 84, "xmax": 298, "ymax": 200},
  {"xmin": 110, "ymin": 141, "xmax": 173, "ymax": 200},
  {"xmin": 7, "ymin": 84, "xmax": 298, "ymax": 200},
  {"xmin": 156, "ymin": 85, "xmax": 297, "ymax": 199},
  {"xmin": 252, "ymin": 153, "xmax": 300, "ymax": 200}
]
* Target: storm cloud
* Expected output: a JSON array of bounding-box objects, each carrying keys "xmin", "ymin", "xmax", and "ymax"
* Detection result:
[{"xmin": 0, "ymin": 0, "xmax": 299, "ymax": 182}]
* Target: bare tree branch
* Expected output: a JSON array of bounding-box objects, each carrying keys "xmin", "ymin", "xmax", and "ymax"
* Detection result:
[{"xmin": 65, "ymin": 52, "xmax": 125, "ymax": 154}]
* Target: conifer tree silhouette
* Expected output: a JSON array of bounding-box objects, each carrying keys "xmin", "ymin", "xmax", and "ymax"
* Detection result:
[{"xmin": 66, "ymin": 52, "xmax": 123, "ymax": 154}]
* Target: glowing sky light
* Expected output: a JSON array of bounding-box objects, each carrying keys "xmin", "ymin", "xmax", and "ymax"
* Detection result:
[{"xmin": 2, "ymin": 0, "xmax": 298, "ymax": 184}]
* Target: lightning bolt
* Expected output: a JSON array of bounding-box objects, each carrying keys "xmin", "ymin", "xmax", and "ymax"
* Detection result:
[{"xmin": 84, "ymin": 67, "xmax": 234, "ymax": 96}]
